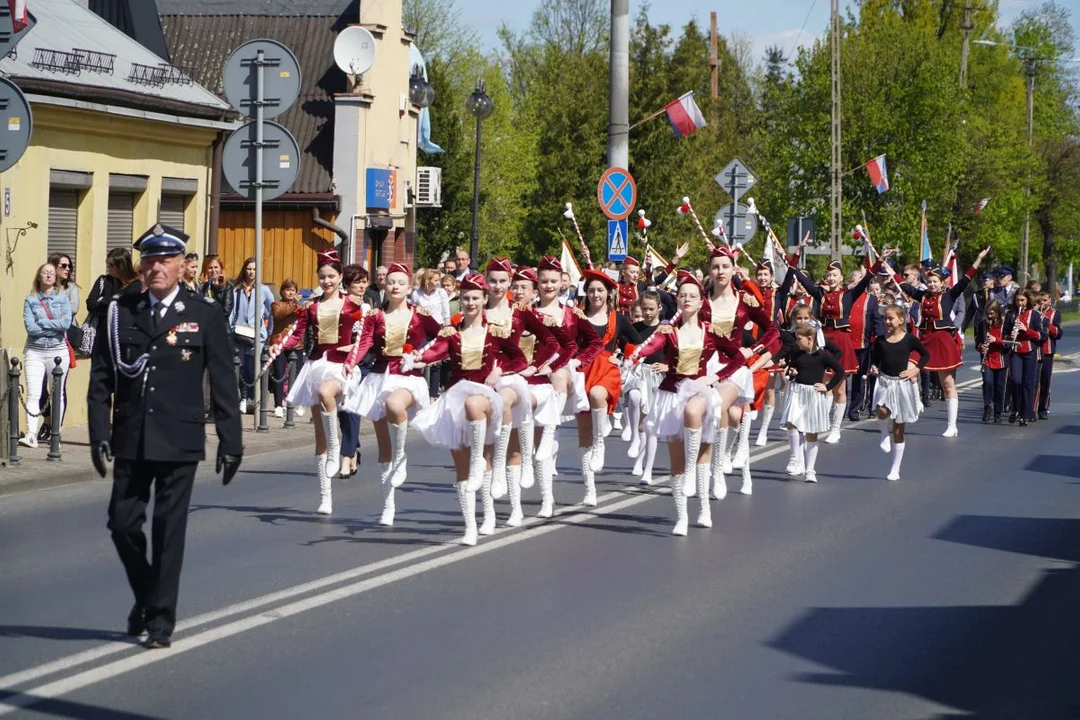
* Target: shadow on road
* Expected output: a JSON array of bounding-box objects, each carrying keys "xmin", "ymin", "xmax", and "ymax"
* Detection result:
[
  {"xmin": 767, "ymin": 515, "xmax": 1080, "ymax": 719},
  {"xmin": 0, "ymin": 626, "xmax": 131, "ymax": 643},
  {"xmin": 1025, "ymin": 455, "xmax": 1080, "ymax": 479},
  {"xmin": 0, "ymin": 691, "xmax": 166, "ymax": 720}
]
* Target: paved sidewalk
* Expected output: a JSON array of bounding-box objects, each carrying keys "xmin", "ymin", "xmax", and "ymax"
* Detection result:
[{"xmin": 0, "ymin": 412, "xmax": 373, "ymax": 495}]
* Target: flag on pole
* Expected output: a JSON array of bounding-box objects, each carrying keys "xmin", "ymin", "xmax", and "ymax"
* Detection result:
[
  {"xmin": 853, "ymin": 226, "xmax": 876, "ymax": 271},
  {"xmin": 920, "ymin": 200, "xmax": 933, "ymax": 264},
  {"xmin": 865, "ymin": 154, "xmax": 889, "ymax": 194},
  {"xmin": 560, "ymin": 238, "xmax": 583, "ymax": 289},
  {"xmin": 942, "ymin": 238, "xmax": 960, "ymax": 287},
  {"xmin": 7, "ymin": 0, "xmax": 27, "ymax": 31},
  {"xmin": 972, "ymin": 197, "xmax": 990, "ymax": 214},
  {"xmin": 664, "ymin": 92, "xmax": 707, "ymax": 138}
]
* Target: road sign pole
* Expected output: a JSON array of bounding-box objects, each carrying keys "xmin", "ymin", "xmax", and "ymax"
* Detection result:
[{"xmin": 255, "ymin": 49, "xmax": 268, "ymax": 433}]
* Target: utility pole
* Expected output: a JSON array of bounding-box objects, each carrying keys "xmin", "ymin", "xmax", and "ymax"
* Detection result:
[
  {"xmin": 829, "ymin": 0, "xmax": 842, "ymax": 261},
  {"xmin": 1021, "ymin": 55, "xmax": 1035, "ymax": 286},
  {"xmin": 608, "ymin": 0, "xmax": 630, "ymax": 168},
  {"xmin": 959, "ymin": 0, "xmax": 973, "ymax": 88},
  {"xmin": 710, "ymin": 12, "xmax": 719, "ymax": 126}
]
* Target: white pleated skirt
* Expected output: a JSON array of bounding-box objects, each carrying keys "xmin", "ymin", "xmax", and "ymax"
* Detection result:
[
  {"xmin": 646, "ymin": 379, "xmax": 718, "ymax": 444},
  {"xmin": 287, "ymin": 356, "xmax": 350, "ymax": 410},
  {"xmin": 872, "ymin": 373, "xmax": 923, "ymax": 425},
  {"xmin": 623, "ymin": 363, "xmax": 662, "ymax": 415},
  {"xmin": 495, "ymin": 373, "xmax": 532, "ymax": 427},
  {"xmin": 780, "ymin": 382, "xmax": 832, "ymax": 434},
  {"xmin": 412, "ymin": 380, "xmax": 503, "ymax": 450},
  {"xmin": 342, "ymin": 370, "xmax": 430, "ymax": 422},
  {"xmin": 529, "ymin": 383, "xmax": 565, "ymax": 428},
  {"xmin": 707, "ymin": 356, "xmax": 755, "ymax": 406}
]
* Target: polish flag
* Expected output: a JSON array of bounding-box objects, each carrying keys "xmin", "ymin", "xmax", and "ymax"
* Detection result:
[
  {"xmin": 665, "ymin": 92, "xmax": 707, "ymax": 138},
  {"xmin": 7, "ymin": 0, "xmax": 27, "ymax": 32},
  {"xmin": 972, "ymin": 197, "xmax": 990, "ymax": 214},
  {"xmin": 865, "ymin": 154, "xmax": 889, "ymax": 194}
]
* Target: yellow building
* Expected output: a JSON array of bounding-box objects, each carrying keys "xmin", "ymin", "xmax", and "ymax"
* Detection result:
[{"xmin": 0, "ymin": 0, "xmax": 233, "ymax": 426}]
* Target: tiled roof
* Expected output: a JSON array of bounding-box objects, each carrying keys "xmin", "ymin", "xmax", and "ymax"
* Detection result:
[
  {"xmin": 0, "ymin": 0, "xmax": 230, "ymax": 117},
  {"xmin": 157, "ymin": 0, "xmax": 356, "ymax": 15},
  {"xmin": 160, "ymin": 13, "xmax": 347, "ymax": 195}
]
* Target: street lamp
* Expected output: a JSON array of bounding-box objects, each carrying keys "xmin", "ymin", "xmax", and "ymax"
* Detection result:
[
  {"xmin": 973, "ymin": 39, "xmax": 1080, "ymax": 286},
  {"xmin": 466, "ymin": 78, "xmax": 494, "ymax": 265},
  {"xmin": 409, "ymin": 67, "xmax": 435, "ymax": 108}
]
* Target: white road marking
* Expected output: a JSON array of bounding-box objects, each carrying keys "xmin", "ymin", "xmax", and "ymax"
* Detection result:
[{"xmin": 0, "ymin": 378, "xmax": 995, "ymax": 712}]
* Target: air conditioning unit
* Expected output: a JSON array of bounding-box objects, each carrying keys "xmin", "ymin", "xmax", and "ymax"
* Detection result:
[{"xmin": 415, "ymin": 166, "xmax": 442, "ymax": 208}]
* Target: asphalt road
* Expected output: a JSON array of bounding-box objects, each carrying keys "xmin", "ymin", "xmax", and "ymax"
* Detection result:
[{"xmin": 2, "ymin": 337, "xmax": 1079, "ymax": 719}]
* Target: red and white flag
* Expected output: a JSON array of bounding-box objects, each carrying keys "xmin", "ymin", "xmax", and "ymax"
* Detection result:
[
  {"xmin": 664, "ymin": 92, "xmax": 707, "ymax": 138},
  {"xmin": 972, "ymin": 197, "xmax": 990, "ymax": 214},
  {"xmin": 7, "ymin": 0, "xmax": 28, "ymax": 32}
]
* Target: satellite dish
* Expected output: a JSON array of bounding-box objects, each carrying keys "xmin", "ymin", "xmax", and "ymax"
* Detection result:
[{"xmin": 334, "ymin": 26, "xmax": 377, "ymax": 76}]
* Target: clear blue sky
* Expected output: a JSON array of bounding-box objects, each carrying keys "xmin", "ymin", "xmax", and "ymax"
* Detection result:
[{"xmin": 460, "ymin": 0, "xmax": 1075, "ymax": 65}]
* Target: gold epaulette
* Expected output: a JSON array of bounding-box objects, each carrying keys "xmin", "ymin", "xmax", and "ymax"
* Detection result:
[
  {"xmin": 573, "ymin": 307, "xmax": 588, "ymax": 319},
  {"xmin": 415, "ymin": 306, "xmax": 431, "ymax": 316},
  {"xmin": 741, "ymin": 291, "xmax": 760, "ymax": 308},
  {"xmin": 657, "ymin": 324, "xmax": 674, "ymax": 335},
  {"xmin": 488, "ymin": 323, "xmax": 511, "ymax": 338},
  {"xmin": 543, "ymin": 314, "xmax": 559, "ymax": 327},
  {"xmin": 438, "ymin": 325, "xmax": 458, "ymax": 338},
  {"xmin": 513, "ymin": 301, "xmax": 531, "ymax": 312},
  {"xmin": 369, "ymin": 308, "xmax": 384, "ymax": 319}
]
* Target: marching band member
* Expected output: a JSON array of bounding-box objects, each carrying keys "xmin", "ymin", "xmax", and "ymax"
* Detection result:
[
  {"xmin": 777, "ymin": 323, "xmax": 846, "ymax": 483},
  {"xmin": 787, "ymin": 251, "xmax": 889, "ymax": 444},
  {"xmin": 1035, "ymin": 292, "xmax": 1061, "ymax": 420},
  {"xmin": 630, "ymin": 271, "xmax": 747, "ymax": 535},
  {"xmin": 752, "ymin": 259, "xmax": 786, "ymax": 447},
  {"xmin": 1005, "ymin": 289, "xmax": 1044, "ymax": 427},
  {"xmin": 893, "ymin": 246, "xmax": 990, "ymax": 436},
  {"xmin": 846, "ymin": 267, "xmax": 881, "ymax": 421},
  {"xmin": 484, "ymin": 258, "xmax": 559, "ymax": 526},
  {"xmin": 625, "ymin": 291, "xmax": 664, "ymax": 485},
  {"xmin": 980, "ymin": 301, "xmax": 1009, "ymax": 423},
  {"xmin": 533, "ymin": 256, "xmax": 601, "ymax": 516},
  {"xmin": 343, "ymin": 263, "xmax": 443, "ymax": 525},
  {"xmin": 270, "ymin": 249, "xmax": 365, "ymax": 515},
  {"xmin": 573, "ymin": 269, "xmax": 642, "ymax": 504},
  {"xmin": 411, "ymin": 274, "xmax": 528, "ymax": 545},
  {"xmin": 705, "ymin": 247, "xmax": 779, "ymax": 497},
  {"xmin": 870, "ymin": 304, "xmax": 930, "ymax": 481}
]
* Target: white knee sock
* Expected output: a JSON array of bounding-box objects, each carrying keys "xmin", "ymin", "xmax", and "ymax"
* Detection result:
[
  {"xmin": 803, "ymin": 440, "xmax": 819, "ymax": 473},
  {"xmin": 879, "ymin": 418, "xmax": 892, "ymax": 452},
  {"xmin": 889, "ymin": 442, "xmax": 905, "ymax": 480},
  {"xmin": 787, "ymin": 428, "xmax": 803, "ymax": 459}
]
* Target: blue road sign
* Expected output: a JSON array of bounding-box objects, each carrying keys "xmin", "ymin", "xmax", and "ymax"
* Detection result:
[
  {"xmin": 608, "ymin": 219, "xmax": 628, "ymax": 262},
  {"xmin": 598, "ymin": 167, "xmax": 637, "ymax": 220}
]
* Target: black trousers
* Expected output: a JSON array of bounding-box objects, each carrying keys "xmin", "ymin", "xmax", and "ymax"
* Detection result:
[
  {"xmin": 1010, "ymin": 352, "xmax": 1038, "ymax": 421},
  {"xmin": 107, "ymin": 459, "xmax": 198, "ymax": 636},
  {"xmin": 982, "ymin": 366, "xmax": 1007, "ymax": 413},
  {"xmin": 849, "ymin": 348, "xmax": 871, "ymax": 416},
  {"xmin": 1037, "ymin": 356, "xmax": 1053, "ymax": 413}
]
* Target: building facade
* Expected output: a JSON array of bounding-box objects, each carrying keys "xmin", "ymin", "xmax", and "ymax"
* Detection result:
[{"xmin": 0, "ymin": 0, "xmax": 231, "ymax": 425}]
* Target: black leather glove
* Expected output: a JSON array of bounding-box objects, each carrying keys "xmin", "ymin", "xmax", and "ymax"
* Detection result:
[
  {"xmin": 216, "ymin": 450, "xmax": 242, "ymax": 486},
  {"xmin": 91, "ymin": 441, "xmax": 113, "ymax": 478}
]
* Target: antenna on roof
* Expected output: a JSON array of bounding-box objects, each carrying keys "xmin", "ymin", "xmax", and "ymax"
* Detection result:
[{"xmin": 333, "ymin": 26, "xmax": 377, "ymax": 91}]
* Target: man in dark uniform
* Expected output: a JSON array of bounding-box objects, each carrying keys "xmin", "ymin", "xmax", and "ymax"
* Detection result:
[{"xmin": 88, "ymin": 224, "xmax": 243, "ymax": 649}]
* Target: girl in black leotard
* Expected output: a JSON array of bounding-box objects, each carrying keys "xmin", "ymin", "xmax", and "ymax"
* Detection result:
[
  {"xmin": 870, "ymin": 304, "xmax": 930, "ymax": 481},
  {"xmin": 778, "ymin": 324, "xmax": 846, "ymax": 483}
]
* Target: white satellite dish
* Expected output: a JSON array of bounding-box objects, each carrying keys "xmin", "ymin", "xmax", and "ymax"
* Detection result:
[{"xmin": 334, "ymin": 26, "xmax": 377, "ymax": 76}]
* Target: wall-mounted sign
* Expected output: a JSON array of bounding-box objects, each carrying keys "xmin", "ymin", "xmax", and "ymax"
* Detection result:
[{"xmin": 366, "ymin": 168, "xmax": 398, "ymax": 211}]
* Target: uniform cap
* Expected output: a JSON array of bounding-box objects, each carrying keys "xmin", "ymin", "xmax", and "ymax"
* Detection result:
[
  {"xmin": 582, "ymin": 269, "xmax": 617, "ymax": 291},
  {"xmin": 537, "ymin": 255, "xmax": 562, "ymax": 273},
  {"xmin": 135, "ymin": 224, "xmax": 189, "ymax": 257},
  {"xmin": 485, "ymin": 257, "xmax": 513, "ymax": 274},
  {"xmin": 459, "ymin": 273, "xmax": 488, "ymax": 293}
]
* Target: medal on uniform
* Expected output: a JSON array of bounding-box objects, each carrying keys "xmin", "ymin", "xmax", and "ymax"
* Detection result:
[
  {"xmin": 166, "ymin": 330, "xmax": 178, "ymax": 346},
  {"xmin": 181, "ymin": 349, "xmax": 192, "ymax": 361},
  {"xmin": 174, "ymin": 301, "xmax": 185, "ymax": 313}
]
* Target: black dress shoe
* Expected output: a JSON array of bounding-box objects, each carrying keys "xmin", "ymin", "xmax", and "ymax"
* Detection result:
[
  {"xmin": 37, "ymin": 423, "xmax": 51, "ymax": 442},
  {"xmin": 126, "ymin": 605, "xmax": 146, "ymax": 637},
  {"xmin": 994, "ymin": 413, "xmax": 1002, "ymax": 424},
  {"xmin": 982, "ymin": 405, "xmax": 992, "ymax": 422},
  {"xmin": 144, "ymin": 631, "xmax": 171, "ymax": 649},
  {"xmin": 847, "ymin": 411, "xmax": 860, "ymax": 422},
  {"xmin": 1019, "ymin": 419, "xmax": 1028, "ymax": 427},
  {"xmin": 1009, "ymin": 412, "xmax": 1018, "ymax": 424},
  {"xmin": 1038, "ymin": 411, "xmax": 1049, "ymax": 420}
]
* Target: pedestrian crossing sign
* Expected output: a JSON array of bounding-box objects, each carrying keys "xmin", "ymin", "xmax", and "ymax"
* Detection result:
[{"xmin": 608, "ymin": 219, "xmax": 628, "ymax": 262}]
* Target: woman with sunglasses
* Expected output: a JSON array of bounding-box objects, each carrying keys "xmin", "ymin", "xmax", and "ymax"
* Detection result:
[{"xmin": 39, "ymin": 254, "xmax": 80, "ymax": 440}]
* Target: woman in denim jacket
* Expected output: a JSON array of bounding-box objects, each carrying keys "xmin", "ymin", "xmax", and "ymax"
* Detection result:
[
  {"xmin": 228, "ymin": 256, "xmax": 273, "ymax": 413},
  {"xmin": 21, "ymin": 262, "xmax": 72, "ymax": 448}
]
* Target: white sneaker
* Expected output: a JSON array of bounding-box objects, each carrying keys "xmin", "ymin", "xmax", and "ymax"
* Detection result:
[
  {"xmin": 786, "ymin": 455, "xmax": 804, "ymax": 476},
  {"xmin": 18, "ymin": 434, "xmax": 37, "ymax": 449},
  {"xmin": 804, "ymin": 470, "xmax": 817, "ymax": 484},
  {"xmin": 274, "ymin": 406, "xmax": 284, "ymax": 419},
  {"xmin": 886, "ymin": 471, "xmax": 900, "ymax": 482},
  {"xmin": 824, "ymin": 429, "xmax": 841, "ymax": 444},
  {"xmin": 239, "ymin": 399, "xmax": 247, "ymax": 414},
  {"xmin": 942, "ymin": 426, "xmax": 958, "ymax": 438}
]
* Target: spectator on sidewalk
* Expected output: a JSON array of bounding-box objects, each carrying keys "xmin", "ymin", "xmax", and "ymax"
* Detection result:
[
  {"xmin": 198, "ymin": 255, "xmax": 234, "ymax": 318},
  {"xmin": 442, "ymin": 274, "xmax": 460, "ymax": 316},
  {"xmin": 229, "ymin": 257, "xmax": 273, "ymax": 414},
  {"xmin": 270, "ymin": 278, "xmax": 301, "ymax": 419},
  {"xmin": 180, "ymin": 252, "xmax": 200, "ymax": 292},
  {"xmin": 21, "ymin": 262, "xmax": 72, "ymax": 449},
  {"xmin": 38, "ymin": 253, "xmax": 80, "ymax": 441},
  {"xmin": 364, "ymin": 265, "xmax": 387, "ymax": 308}
]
